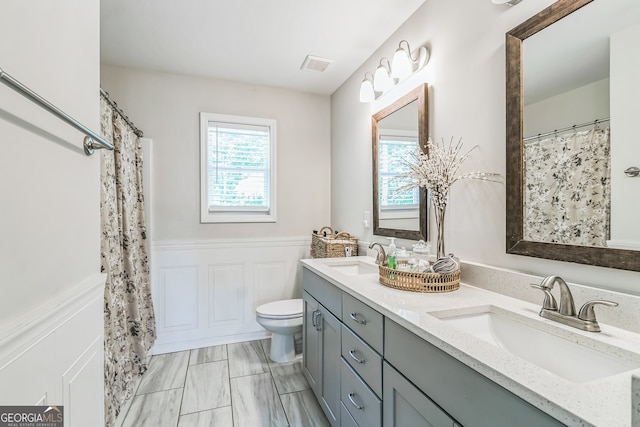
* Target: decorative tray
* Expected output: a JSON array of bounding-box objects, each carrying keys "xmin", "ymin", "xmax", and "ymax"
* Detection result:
[{"xmin": 378, "ymin": 264, "xmax": 460, "ymax": 293}]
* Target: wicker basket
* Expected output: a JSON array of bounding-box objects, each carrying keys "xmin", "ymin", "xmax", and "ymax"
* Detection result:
[
  {"xmin": 378, "ymin": 263, "xmax": 460, "ymax": 293},
  {"xmin": 311, "ymin": 226, "xmax": 358, "ymax": 258}
]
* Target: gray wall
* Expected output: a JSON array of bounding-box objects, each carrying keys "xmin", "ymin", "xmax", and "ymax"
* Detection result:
[
  {"xmin": 0, "ymin": 0, "xmax": 102, "ymax": 325},
  {"xmin": 101, "ymin": 65, "xmax": 332, "ymax": 241},
  {"xmin": 330, "ymin": 0, "xmax": 640, "ymax": 295}
]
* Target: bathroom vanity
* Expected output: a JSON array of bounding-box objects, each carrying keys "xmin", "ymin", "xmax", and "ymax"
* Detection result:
[{"xmin": 301, "ymin": 256, "xmax": 640, "ymax": 427}]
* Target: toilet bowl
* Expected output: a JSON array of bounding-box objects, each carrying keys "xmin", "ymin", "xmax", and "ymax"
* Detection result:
[{"xmin": 256, "ymin": 299, "xmax": 303, "ymax": 363}]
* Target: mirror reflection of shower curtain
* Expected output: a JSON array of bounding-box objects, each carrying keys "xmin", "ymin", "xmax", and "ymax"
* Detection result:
[{"xmin": 523, "ymin": 128, "xmax": 611, "ymax": 247}]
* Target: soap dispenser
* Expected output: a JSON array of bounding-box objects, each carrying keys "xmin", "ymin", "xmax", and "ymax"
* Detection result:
[
  {"xmin": 388, "ymin": 237, "xmax": 396, "ymax": 253},
  {"xmin": 387, "ymin": 237, "xmax": 397, "ymax": 269}
]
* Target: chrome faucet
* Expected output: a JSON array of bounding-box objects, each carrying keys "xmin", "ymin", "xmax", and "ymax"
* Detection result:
[
  {"xmin": 368, "ymin": 242, "xmax": 386, "ymax": 265},
  {"xmin": 540, "ymin": 275, "xmax": 576, "ymax": 316},
  {"xmin": 531, "ymin": 275, "xmax": 618, "ymax": 332}
]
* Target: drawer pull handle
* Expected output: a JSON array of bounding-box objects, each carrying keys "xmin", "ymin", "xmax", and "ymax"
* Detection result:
[
  {"xmin": 348, "ymin": 392, "xmax": 364, "ymax": 410},
  {"xmin": 348, "ymin": 349, "xmax": 365, "ymax": 364},
  {"xmin": 311, "ymin": 309, "xmax": 318, "ymax": 327},
  {"xmin": 349, "ymin": 312, "xmax": 367, "ymax": 325}
]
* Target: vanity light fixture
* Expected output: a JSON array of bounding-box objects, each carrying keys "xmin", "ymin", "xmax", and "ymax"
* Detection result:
[
  {"xmin": 359, "ymin": 72, "xmax": 376, "ymax": 103},
  {"xmin": 373, "ymin": 58, "xmax": 394, "ymax": 92},
  {"xmin": 391, "ymin": 40, "xmax": 430, "ymax": 80},
  {"xmin": 359, "ymin": 40, "xmax": 430, "ymax": 103}
]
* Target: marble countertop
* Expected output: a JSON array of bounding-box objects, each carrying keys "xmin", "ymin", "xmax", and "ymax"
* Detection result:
[{"xmin": 301, "ymin": 256, "xmax": 640, "ymax": 427}]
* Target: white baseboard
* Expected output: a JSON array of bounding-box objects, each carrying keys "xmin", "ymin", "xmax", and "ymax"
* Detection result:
[{"xmin": 150, "ymin": 330, "xmax": 270, "ymax": 355}]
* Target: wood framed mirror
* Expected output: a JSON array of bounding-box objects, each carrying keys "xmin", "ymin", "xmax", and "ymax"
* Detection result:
[
  {"xmin": 372, "ymin": 84, "xmax": 428, "ymax": 241},
  {"xmin": 505, "ymin": 0, "xmax": 640, "ymax": 271}
]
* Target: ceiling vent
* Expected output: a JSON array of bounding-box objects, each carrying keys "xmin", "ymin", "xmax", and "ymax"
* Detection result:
[{"xmin": 300, "ymin": 55, "xmax": 334, "ymax": 72}]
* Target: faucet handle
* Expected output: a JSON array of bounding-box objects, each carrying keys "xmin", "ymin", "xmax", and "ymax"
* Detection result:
[
  {"xmin": 530, "ymin": 284, "xmax": 558, "ymax": 310},
  {"xmin": 578, "ymin": 300, "xmax": 618, "ymax": 322}
]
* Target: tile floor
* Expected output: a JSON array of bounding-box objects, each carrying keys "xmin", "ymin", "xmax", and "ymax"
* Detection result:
[{"xmin": 115, "ymin": 338, "xmax": 330, "ymax": 427}]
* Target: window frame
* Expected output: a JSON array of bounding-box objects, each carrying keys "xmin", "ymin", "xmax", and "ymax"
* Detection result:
[{"xmin": 199, "ymin": 112, "xmax": 277, "ymax": 223}]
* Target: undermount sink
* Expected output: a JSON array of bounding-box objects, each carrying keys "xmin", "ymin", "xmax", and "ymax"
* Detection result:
[
  {"xmin": 430, "ymin": 305, "xmax": 640, "ymax": 383},
  {"xmin": 324, "ymin": 260, "xmax": 379, "ymax": 275}
]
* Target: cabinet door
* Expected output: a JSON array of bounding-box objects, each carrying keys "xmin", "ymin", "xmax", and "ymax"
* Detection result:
[
  {"xmin": 318, "ymin": 303, "xmax": 342, "ymax": 427},
  {"xmin": 383, "ymin": 362, "xmax": 455, "ymax": 427},
  {"xmin": 303, "ymin": 292, "xmax": 321, "ymax": 396},
  {"xmin": 385, "ymin": 320, "xmax": 565, "ymax": 427}
]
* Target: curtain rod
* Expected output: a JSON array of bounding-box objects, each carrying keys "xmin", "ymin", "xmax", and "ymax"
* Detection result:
[
  {"xmin": 100, "ymin": 88, "xmax": 144, "ymax": 138},
  {"xmin": 523, "ymin": 117, "xmax": 610, "ymax": 142},
  {"xmin": 0, "ymin": 67, "xmax": 113, "ymax": 156}
]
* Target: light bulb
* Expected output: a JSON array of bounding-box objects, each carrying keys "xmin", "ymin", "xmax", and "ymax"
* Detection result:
[
  {"xmin": 373, "ymin": 62, "xmax": 393, "ymax": 92},
  {"xmin": 392, "ymin": 47, "xmax": 412, "ymax": 79},
  {"xmin": 359, "ymin": 78, "xmax": 375, "ymax": 103}
]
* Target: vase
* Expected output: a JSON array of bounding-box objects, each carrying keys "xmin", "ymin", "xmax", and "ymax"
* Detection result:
[{"xmin": 434, "ymin": 203, "xmax": 446, "ymax": 259}]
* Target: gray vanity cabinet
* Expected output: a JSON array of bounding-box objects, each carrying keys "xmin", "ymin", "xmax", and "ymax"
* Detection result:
[
  {"xmin": 385, "ymin": 319, "xmax": 565, "ymax": 427},
  {"xmin": 303, "ymin": 266, "xmax": 564, "ymax": 427},
  {"xmin": 303, "ymin": 268, "xmax": 344, "ymax": 427},
  {"xmin": 303, "ymin": 290, "xmax": 342, "ymax": 426},
  {"xmin": 340, "ymin": 294, "xmax": 384, "ymax": 427},
  {"xmin": 318, "ymin": 303, "xmax": 342, "ymax": 425},
  {"xmin": 340, "ymin": 402, "xmax": 359, "ymax": 427},
  {"xmin": 383, "ymin": 361, "xmax": 455, "ymax": 427},
  {"xmin": 341, "ymin": 358, "xmax": 382, "ymax": 427},
  {"xmin": 302, "ymin": 292, "xmax": 321, "ymax": 394}
]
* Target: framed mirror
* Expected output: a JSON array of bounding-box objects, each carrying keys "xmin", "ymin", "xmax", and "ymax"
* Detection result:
[
  {"xmin": 506, "ymin": 0, "xmax": 640, "ymax": 271},
  {"xmin": 372, "ymin": 84, "xmax": 428, "ymax": 240}
]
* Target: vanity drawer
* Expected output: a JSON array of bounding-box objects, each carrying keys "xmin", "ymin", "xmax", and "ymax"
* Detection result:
[
  {"xmin": 341, "ymin": 324, "xmax": 382, "ymax": 397},
  {"xmin": 303, "ymin": 268, "xmax": 342, "ymax": 318},
  {"xmin": 340, "ymin": 358, "xmax": 381, "ymax": 427},
  {"xmin": 341, "ymin": 292, "xmax": 384, "ymax": 354},
  {"xmin": 340, "ymin": 402, "xmax": 359, "ymax": 427}
]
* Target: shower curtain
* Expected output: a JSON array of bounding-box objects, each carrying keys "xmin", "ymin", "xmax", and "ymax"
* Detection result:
[
  {"xmin": 523, "ymin": 127, "xmax": 611, "ymax": 247},
  {"xmin": 100, "ymin": 97, "xmax": 156, "ymax": 426}
]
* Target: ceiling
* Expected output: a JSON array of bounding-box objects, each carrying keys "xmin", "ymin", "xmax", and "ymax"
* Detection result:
[{"xmin": 100, "ymin": 0, "xmax": 426, "ymax": 95}]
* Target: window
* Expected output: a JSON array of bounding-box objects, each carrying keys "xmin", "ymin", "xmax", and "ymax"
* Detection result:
[
  {"xmin": 378, "ymin": 130, "xmax": 419, "ymax": 219},
  {"xmin": 200, "ymin": 113, "xmax": 276, "ymax": 223}
]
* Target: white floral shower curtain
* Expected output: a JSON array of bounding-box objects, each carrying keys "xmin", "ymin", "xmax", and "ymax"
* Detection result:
[
  {"xmin": 100, "ymin": 97, "xmax": 156, "ymax": 426},
  {"xmin": 523, "ymin": 127, "xmax": 611, "ymax": 247}
]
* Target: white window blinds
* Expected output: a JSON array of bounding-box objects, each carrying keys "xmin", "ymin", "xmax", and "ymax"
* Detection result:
[
  {"xmin": 200, "ymin": 113, "xmax": 276, "ymax": 223},
  {"xmin": 207, "ymin": 121, "xmax": 270, "ymax": 211},
  {"xmin": 378, "ymin": 134, "xmax": 419, "ymax": 209}
]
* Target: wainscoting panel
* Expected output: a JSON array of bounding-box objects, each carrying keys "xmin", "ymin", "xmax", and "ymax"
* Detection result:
[
  {"xmin": 0, "ymin": 333, "xmax": 58, "ymax": 406},
  {"xmin": 157, "ymin": 266, "xmax": 199, "ymax": 331},
  {"xmin": 255, "ymin": 262, "xmax": 288, "ymax": 308},
  {"xmin": 0, "ymin": 274, "xmax": 105, "ymax": 426},
  {"xmin": 63, "ymin": 337, "xmax": 104, "ymax": 427},
  {"xmin": 208, "ymin": 264, "xmax": 244, "ymax": 327},
  {"xmin": 151, "ymin": 237, "xmax": 310, "ymax": 354}
]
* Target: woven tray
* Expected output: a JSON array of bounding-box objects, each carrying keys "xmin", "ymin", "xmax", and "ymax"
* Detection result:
[
  {"xmin": 378, "ymin": 264, "xmax": 460, "ymax": 293},
  {"xmin": 311, "ymin": 226, "xmax": 358, "ymax": 258}
]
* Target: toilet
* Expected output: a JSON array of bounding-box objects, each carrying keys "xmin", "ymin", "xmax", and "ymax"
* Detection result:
[{"xmin": 255, "ymin": 299, "xmax": 303, "ymax": 363}]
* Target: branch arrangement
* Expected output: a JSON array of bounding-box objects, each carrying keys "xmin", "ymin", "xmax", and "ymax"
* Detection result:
[{"xmin": 397, "ymin": 137, "xmax": 501, "ymax": 209}]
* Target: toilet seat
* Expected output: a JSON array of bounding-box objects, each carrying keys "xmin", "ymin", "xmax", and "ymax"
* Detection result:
[{"xmin": 256, "ymin": 299, "xmax": 303, "ymax": 320}]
